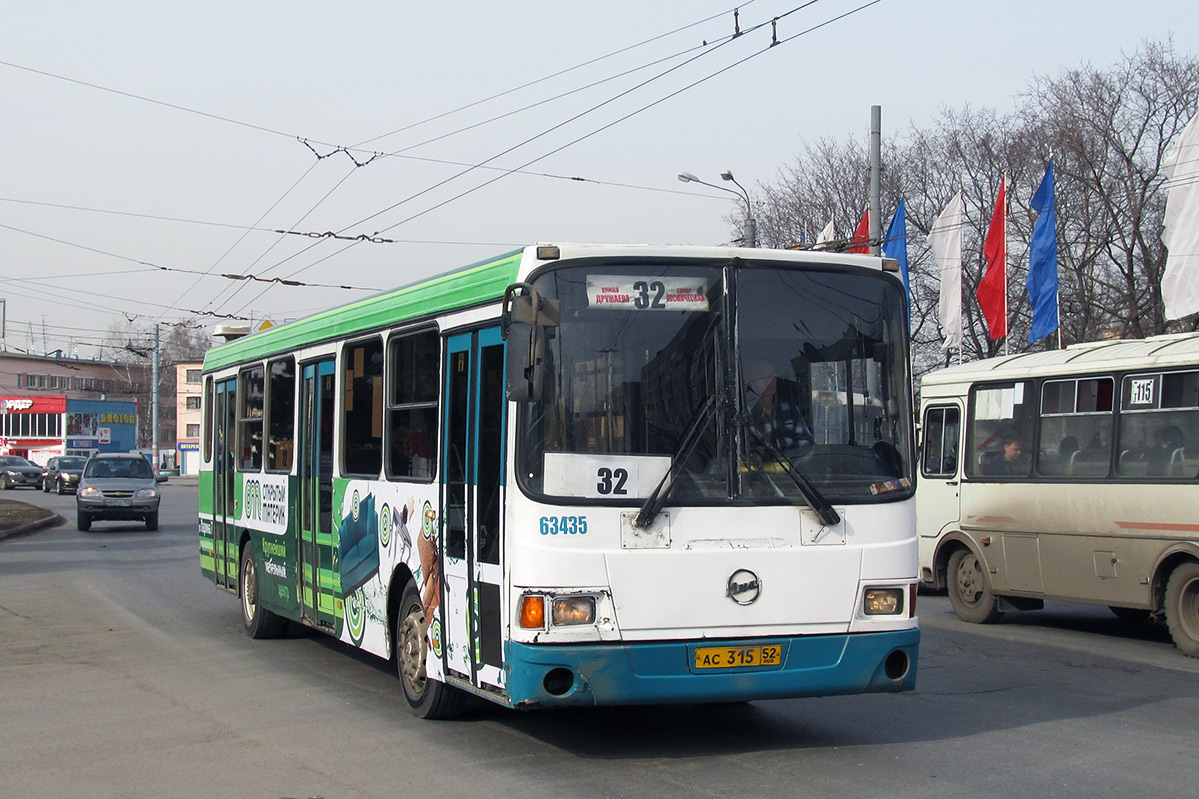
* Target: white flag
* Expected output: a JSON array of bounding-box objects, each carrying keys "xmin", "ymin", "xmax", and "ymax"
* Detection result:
[
  {"xmin": 928, "ymin": 190, "xmax": 964, "ymax": 350},
  {"xmin": 1162, "ymin": 110, "xmax": 1199, "ymax": 320},
  {"xmin": 816, "ymin": 217, "xmax": 835, "ymax": 246}
]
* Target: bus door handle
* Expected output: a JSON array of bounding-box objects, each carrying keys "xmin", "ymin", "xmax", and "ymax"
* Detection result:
[{"xmin": 946, "ymin": 481, "xmax": 958, "ymax": 486}]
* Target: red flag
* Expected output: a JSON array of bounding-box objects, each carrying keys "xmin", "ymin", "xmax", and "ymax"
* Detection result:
[
  {"xmin": 976, "ymin": 176, "xmax": 1007, "ymax": 340},
  {"xmin": 848, "ymin": 207, "xmax": 870, "ymax": 253}
]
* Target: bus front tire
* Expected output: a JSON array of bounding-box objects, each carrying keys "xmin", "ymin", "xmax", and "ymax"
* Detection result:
[
  {"xmin": 1165, "ymin": 562, "xmax": 1199, "ymax": 658},
  {"xmin": 240, "ymin": 548, "xmax": 286, "ymax": 639},
  {"xmin": 395, "ymin": 583, "xmax": 466, "ymax": 719},
  {"xmin": 947, "ymin": 547, "xmax": 1003, "ymax": 624}
]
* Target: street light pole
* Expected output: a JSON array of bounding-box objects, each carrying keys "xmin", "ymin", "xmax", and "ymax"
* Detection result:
[
  {"xmin": 720, "ymin": 171, "xmax": 757, "ymax": 249},
  {"xmin": 152, "ymin": 322, "xmax": 159, "ymax": 473},
  {"xmin": 678, "ymin": 171, "xmax": 758, "ymax": 248}
]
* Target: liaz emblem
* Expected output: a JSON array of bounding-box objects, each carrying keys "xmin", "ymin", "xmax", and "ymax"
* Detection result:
[{"xmin": 726, "ymin": 569, "xmax": 762, "ymax": 605}]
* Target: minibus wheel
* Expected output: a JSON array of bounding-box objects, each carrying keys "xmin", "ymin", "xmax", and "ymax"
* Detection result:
[
  {"xmin": 947, "ymin": 547, "xmax": 1002, "ymax": 624},
  {"xmin": 395, "ymin": 583, "xmax": 466, "ymax": 719},
  {"xmin": 1165, "ymin": 562, "xmax": 1199, "ymax": 658}
]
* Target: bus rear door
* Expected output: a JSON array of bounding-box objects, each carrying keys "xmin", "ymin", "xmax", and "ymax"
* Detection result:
[
  {"xmin": 212, "ymin": 377, "xmax": 237, "ymax": 590},
  {"xmin": 298, "ymin": 359, "xmax": 337, "ymax": 630}
]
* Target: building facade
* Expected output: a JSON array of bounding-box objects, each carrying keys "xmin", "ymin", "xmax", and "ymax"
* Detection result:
[
  {"xmin": 1, "ymin": 394, "xmax": 138, "ymax": 463},
  {"xmin": 0, "ymin": 351, "xmax": 148, "ymax": 465},
  {"xmin": 176, "ymin": 361, "xmax": 203, "ymax": 475}
]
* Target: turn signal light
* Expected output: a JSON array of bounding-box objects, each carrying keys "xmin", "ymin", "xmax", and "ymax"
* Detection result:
[{"xmin": 519, "ymin": 594, "xmax": 546, "ymax": 629}]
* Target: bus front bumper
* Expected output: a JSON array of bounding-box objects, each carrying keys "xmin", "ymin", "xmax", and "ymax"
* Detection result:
[{"xmin": 504, "ymin": 628, "xmax": 918, "ymax": 708}]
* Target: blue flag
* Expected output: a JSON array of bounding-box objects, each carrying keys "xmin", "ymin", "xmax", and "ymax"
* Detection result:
[
  {"xmin": 882, "ymin": 198, "xmax": 909, "ymax": 316},
  {"xmin": 1027, "ymin": 160, "xmax": 1059, "ymax": 343}
]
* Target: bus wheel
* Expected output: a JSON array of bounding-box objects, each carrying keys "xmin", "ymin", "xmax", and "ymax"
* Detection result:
[
  {"xmin": 947, "ymin": 548, "xmax": 1003, "ymax": 624},
  {"xmin": 395, "ymin": 583, "xmax": 466, "ymax": 719},
  {"xmin": 1165, "ymin": 562, "xmax": 1199, "ymax": 658},
  {"xmin": 240, "ymin": 548, "xmax": 286, "ymax": 639}
]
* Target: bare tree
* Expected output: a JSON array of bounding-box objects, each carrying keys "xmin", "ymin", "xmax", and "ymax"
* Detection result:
[
  {"xmin": 749, "ymin": 39, "xmax": 1199, "ymax": 380},
  {"xmin": 1021, "ymin": 39, "xmax": 1199, "ymax": 340},
  {"xmin": 103, "ymin": 320, "xmax": 213, "ymax": 448}
]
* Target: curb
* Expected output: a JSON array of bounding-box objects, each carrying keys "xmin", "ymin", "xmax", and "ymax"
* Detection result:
[{"xmin": 0, "ymin": 511, "xmax": 65, "ymax": 542}]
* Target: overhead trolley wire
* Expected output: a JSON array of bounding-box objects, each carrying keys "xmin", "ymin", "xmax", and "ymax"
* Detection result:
[
  {"xmin": 225, "ymin": 1, "xmax": 876, "ymax": 316},
  {"xmin": 206, "ymin": 3, "xmax": 770, "ymax": 317}
]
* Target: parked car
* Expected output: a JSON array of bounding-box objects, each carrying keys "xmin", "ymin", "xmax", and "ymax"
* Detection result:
[
  {"xmin": 76, "ymin": 453, "xmax": 167, "ymax": 531},
  {"xmin": 42, "ymin": 455, "xmax": 88, "ymax": 494},
  {"xmin": 0, "ymin": 455, "xmax": 44, "ymax": 490}
]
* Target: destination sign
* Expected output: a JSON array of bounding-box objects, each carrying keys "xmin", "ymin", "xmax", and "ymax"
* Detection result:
[{"xmin": 585, "ymin": 276, "xmax": 708, "ymax": 311}]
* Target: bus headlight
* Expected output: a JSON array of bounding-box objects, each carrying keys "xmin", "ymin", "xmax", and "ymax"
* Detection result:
[
  {"xmin": 863, "ymin": 587, "xmax": 904, "ymax": 615},
  {"xmin": 552, "ymin": 596, "xmax": 596, "ymax": 626}
]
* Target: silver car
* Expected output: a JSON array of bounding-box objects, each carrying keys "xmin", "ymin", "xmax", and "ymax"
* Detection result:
[{"xmin": 76, "ymin": 454, "xmax": 167, "ymax": 531}]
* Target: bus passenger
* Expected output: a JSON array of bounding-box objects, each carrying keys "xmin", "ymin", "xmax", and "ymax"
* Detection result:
[
  {"xmin": 986, "ymin": 434, "xmax": 1028, "ymax": 476},
  {"xmin": 1147, "ymin": 425, "xmax": 1185, "ymax": 476}
]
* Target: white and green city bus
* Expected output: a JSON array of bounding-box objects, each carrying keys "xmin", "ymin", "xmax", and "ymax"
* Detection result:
[{"xmin": 198, "ymin": 243, "xmax": 919, "ymax": 718}]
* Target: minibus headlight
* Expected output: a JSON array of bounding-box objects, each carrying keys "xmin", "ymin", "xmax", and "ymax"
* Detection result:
[
  {"xmin": 552, "ymin": 596, "xmax": 596, "ymax": 626},
  {"xmin": 863, "ymin": 588, "xmax": 904, "ymax": 615}
]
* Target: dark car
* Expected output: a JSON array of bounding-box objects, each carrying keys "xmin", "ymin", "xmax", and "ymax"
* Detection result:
[
  {"xmin": 76, "ymin": 453, "xmax": 167, "ymax": 531},
  {"xmin": 0, "ymin": 455, "xmax": 44, "ymax": 490},
  {"xmin": 42, "ymin": 455, "xmax": 88, "ymax": 494}
]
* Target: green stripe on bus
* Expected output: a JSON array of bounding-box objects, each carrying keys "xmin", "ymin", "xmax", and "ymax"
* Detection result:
[{"xmin": 202, "ymin": 250, "xmax": 522, "ymax": 371}]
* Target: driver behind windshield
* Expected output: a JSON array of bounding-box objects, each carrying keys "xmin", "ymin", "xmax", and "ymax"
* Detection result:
[{"xmin": 743, "ymin": 358, "xmax": 813, "ymax": 459}]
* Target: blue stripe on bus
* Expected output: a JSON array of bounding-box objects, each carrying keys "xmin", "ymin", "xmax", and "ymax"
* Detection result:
[{"xmin": 503, "ymin": 629, "xmax": 919, "ymax": 707}]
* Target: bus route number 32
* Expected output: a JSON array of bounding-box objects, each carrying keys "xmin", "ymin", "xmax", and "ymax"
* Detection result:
[{"xmin": 539, "ymin": 515, "xmax": 588, "ymax": 535}]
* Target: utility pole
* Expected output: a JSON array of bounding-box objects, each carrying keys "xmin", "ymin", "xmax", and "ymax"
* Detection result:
[
  {"xmin": 869, "ymin": 105, "xmax": 882, "ymax": 256},
  {"xmin": 152, "ymin": 323, "xmax": 160, "ymax": 471}
]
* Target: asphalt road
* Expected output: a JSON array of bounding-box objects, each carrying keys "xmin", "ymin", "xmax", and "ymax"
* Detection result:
[{"xmin": 2, "ymin": 483, "xmax": 1197, "ymax": 799}]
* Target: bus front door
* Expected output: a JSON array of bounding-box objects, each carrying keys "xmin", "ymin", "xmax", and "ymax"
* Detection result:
[
  {"xmin": 918, "ymin": 402, "xmax": 964, "ymax": 578},
  {"xmin": 440, "ymin": 328, "xmax": 507, "ymax": 692},
  {"xmin": 212, "ymin": 377, "xmax": 237, "ymax": 590},
  {"xmin": 298, "ymin": 359, "xmax": 337, "ymax": 630}
]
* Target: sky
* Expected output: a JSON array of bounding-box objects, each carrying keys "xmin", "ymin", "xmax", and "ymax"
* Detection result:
[{"xmin": 3, "ymin": 0, "xmax": 1198, "ymax": 357}]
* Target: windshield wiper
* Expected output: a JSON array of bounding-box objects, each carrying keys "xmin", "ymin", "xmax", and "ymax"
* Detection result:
[
  {"xmin": 744, "ymin": 424, "xmax": 841, "ymax": 527},
  {"xmin": 634, "ymin": 393, "xmax": 720, "ymax": 529}
]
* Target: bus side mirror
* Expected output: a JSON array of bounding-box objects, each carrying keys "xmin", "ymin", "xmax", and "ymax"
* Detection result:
[{"xmin": 502, "ymin": 283, "xmax": 558, "ymax": 403}]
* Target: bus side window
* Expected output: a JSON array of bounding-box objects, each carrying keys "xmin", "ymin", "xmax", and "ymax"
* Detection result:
[
  {"xmin": 238, "ymin": 365, "xmax": 265, "ymax": 470},
  {"xmin": 1038, "ymin": 377, "xmax": 1114, "ymax": 478},
  {"xmin": 1119, "ymin": 371, "xmax": 1199, "ymax": 480},
  {"xmin": 921, "ymin": 405, "xmax": 959, "ymax": 478},
  {"xmin": 267, "ymin": 357, "xmax": 295, "ymax": 472},
  {"xmin": 967, "ymin": 381, "xmax": 1034, "ymax": 479},
  {"xmin": 343, "ymin": 337, "xmax": 384, "ymax": 477},
  {"xmin": 386, "ymin": 330, "xmax": 439, "ymax": 481}
]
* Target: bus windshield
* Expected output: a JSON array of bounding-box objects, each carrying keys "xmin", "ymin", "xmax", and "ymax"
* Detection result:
[{"xmin": 516, "ymin": 258, "xmax": 912, "ymax": 504}]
